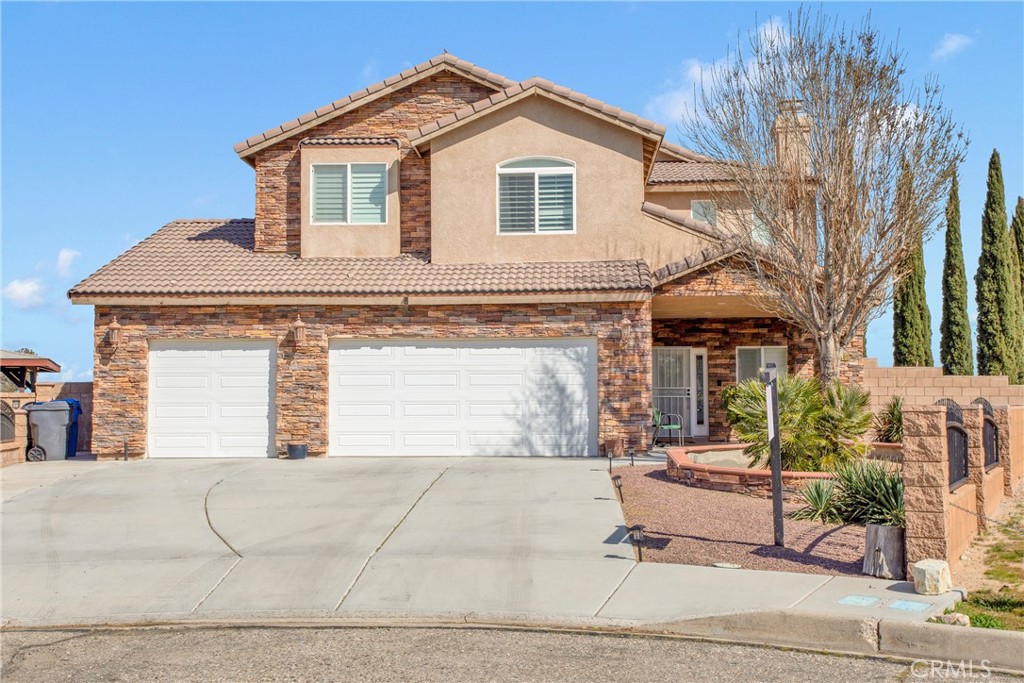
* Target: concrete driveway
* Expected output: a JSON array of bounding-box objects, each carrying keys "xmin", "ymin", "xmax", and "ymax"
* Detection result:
[{"xmin": 1, "ymin": 457, "xmax": 636, "ymax": 625}]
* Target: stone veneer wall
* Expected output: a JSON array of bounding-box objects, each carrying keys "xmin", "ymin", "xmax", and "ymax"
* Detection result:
[
  {"xmin": 252, "ymin": 73, "xmax": 495, "ymax": 257},
  {"xmin": 651, "ymin": 317, "xmax": 865, "ymax": 441},
  {"xmin": 92, "ymin": 301, "xmax": 652, "ymax": 459}
]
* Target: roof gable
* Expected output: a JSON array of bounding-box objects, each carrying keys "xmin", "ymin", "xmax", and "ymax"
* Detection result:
[
  {"xmin": 234, "ymin": 53, "xmax": 515, "ymax": 160},
  {"xmin": 406, "ymin": 77, "xmax": 669, "ymax": 179}
]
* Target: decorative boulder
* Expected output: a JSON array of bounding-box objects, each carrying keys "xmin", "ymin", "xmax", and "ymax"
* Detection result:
[
  {"xmin": 935, "ymin": 613, "xmax": 970, "ymax": 627},
  {"xmin": 913, "ymin": 559, "xmax": 952, "ymax": 595}
]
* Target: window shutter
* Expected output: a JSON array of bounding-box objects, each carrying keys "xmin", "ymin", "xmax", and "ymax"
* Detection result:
[
  {"xmin": 537, "ymin": 173, "xmax": 573, "ymax": 231},
  {"xmin": 350, "ymin": 164, "xmax": 387, "ymax": 224},
  {"xmin": 499, "ymin": 173, "xmax": 536, "ymax": 232},
  {"xmin": 313, "ymin": 165, "xmax": 347, "ymax": 223},
  {"xmin": 692, "ymin": 200, "xmax": 717, "ymax": 226}
]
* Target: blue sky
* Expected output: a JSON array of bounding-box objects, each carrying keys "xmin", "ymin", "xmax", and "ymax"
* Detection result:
[{"xmin": 2, "ymin": 2, "xmax": 1022, "ymax": 381}]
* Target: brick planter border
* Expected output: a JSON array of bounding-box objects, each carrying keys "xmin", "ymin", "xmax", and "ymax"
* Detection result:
[{"xmin": 666, "ymin": 443, "xmax": 832, "ymax": 501}]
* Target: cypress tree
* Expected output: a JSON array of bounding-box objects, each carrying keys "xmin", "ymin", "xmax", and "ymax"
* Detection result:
[
  {"xmin": 1008, "ymin": 200, "xmax": 1024, "ymax": 382},
  {"xmin": 939, "ymin": 171, "xmax": 973, "ymax": 375},
  {"xmin": 893, "ymin": 164, "xmax": 934, "ymax": 367},
  {"xmin": 975, "ymin": 149, "xmax": 1024, "ymax": 381},
  {"xmin": 1012, "ymin": 197, "xmax": 1024, "ymax": 299}
]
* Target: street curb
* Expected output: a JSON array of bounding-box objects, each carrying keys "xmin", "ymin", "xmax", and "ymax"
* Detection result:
[
  {"xmin": 3, "ymin": 610, "xmax": 1022, "ymax": 673},
  {"xmin": 878, "ymin": 619, "xmax": 1024, "ymax": 672},
  {"xmin": 651, "ymin": 609, "xmax": 1024, "ymax": 673}
]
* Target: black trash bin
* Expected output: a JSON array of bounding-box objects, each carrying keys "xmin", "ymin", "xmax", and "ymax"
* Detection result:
[{"xmin": 24, "ymin": 402, "xmax": 72, "ymax": 461}]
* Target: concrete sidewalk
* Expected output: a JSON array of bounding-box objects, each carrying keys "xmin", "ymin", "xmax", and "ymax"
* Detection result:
[{"xmin": 1, "ymin": 456, "xmax": 992, "ymax": 662}]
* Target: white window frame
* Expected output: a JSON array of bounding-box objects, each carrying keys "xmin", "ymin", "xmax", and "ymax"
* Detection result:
[
  {"xmin": 495, "ymin": 157, "xmax": 577, "ymax": 235},
  {"xmin": 735, "ymin": 345, "xmax": 788, "ymax": 382},
  {"xmin": 310, "ymin": 162, "xmax": 388, "ymax": 226},
  {"xmin": 691, "ymin": 199, "xmax": 717, "ymax": 226}
]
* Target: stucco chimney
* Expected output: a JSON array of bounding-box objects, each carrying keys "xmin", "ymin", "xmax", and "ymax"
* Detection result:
[{"xmin": 772, "ymin": 100, "xmax": 811, "ymax": 175}]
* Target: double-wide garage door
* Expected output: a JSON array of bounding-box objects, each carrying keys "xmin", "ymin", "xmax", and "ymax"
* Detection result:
[{"xmin": 328, "ymin": 339, "xmax": 598, "ymax": 456}]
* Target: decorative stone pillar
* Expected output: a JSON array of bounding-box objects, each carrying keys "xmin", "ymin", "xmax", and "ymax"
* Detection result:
[
  {"xmin": 963, "ymin": 404, "xmax": 986, "ymax": 531},
  {"xmin": 992, "ymin": 406, "xmax": 1015, "ymax": 496},
  {"xmin": 901, "ymin": 405, "xmax": 950, "ymax": 576}
]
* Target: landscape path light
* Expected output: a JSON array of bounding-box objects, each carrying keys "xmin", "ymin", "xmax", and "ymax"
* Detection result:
[
  {"xmin": 611, "ymin": 474, "xmax": 623, "ymax": 502},
  {"xmin": 629, "ymin": 524, "xmax": 645, "ymax": 562}
]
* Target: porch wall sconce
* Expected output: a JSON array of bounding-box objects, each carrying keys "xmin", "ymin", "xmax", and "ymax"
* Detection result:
[
  {"xmin": 107, "ymin": 317, "xmax": 122, "ymax": 348},
  {"xmin": 292, "ymin": 314, "xmax": 307, "ymax": 345}
]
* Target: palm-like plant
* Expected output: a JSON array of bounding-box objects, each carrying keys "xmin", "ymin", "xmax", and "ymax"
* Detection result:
[
  {"xmin": 723, "ymin": 376, "xmax": 826, "ymax": 471},
  {"xmin": 832, "ymin": 461, "xmax": 905, "ymax": 527},
  {"xmin": 791, "ymin": 479, "xmax": 842, "ymax": 524},
  {"xmin": 873, "ymin": 396, "xmax": 904, "ymax": 443},
  {"xmin": 818, "ymin": 382, "xmax": 873, "ymax": 466}
]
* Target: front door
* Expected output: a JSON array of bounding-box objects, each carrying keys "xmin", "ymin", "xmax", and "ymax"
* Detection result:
[{"xmin": 653, "ymin": 347, "xmax": 709, "ymax": 439}]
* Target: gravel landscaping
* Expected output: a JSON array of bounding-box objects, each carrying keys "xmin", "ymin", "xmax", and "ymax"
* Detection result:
[{"xmin": 616, "ymin": 465, "xmax": 866, "ymax": 576}]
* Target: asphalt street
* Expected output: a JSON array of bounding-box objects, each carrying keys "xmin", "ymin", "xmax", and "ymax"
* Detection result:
[{"xmin": 3, "ymin": 626, "xmax": 1018, "ymax": 683}]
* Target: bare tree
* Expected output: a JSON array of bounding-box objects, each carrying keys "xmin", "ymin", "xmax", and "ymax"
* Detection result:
[{"xmin": 681, "ymin": 9, "xmax": 967, "ymax": 384}]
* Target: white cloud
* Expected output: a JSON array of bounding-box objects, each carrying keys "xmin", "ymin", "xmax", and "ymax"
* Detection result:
[
  {"xmin": 55, "ymin": 248, "xmax": 81, "ymax": 277},
  {"xmin": 931, "ymin": 34, "xmax": 973, "ymax": 62},
  {"xmin": 644, "ymin": 17, "xmax": 787, "ymax": 126},
  {"xmin": 359, "ymin": 60, "xmax": 380, "ymax": 84},
  {"xmin": 2, "ymin": 279, "xmax": 46, "ymax": 309}
]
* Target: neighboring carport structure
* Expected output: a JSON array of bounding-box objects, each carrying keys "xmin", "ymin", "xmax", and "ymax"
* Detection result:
[{"xmin": 1, "ymin": 350, "xmax": 61, "ymax": 392}]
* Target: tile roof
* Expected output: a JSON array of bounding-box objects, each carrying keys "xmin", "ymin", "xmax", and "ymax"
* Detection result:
[
  {"xmin": 407, "ymin": 76, "xmax": 667, "ymax": 147},
  {"xmin": 69, "ymin": 220, "xmax": 651, "ymax": 298},
  {"xmin": 657, "ymin": 141, "xmax": 711, "ymax": 162},
  {"xmin": 300, "ymin": 136, "xmax": 399, "ymax": 147},
  {"xmin": 648, "ymin": 161, "xmax": 739, "ymax": 184},
  {"xmin": 651, "ymin": 245, "xmax": 740, "ymax": 286},
  {"xmin": 234, "ymin": 53, "xmax": 516, "ymax": 157},
  {"xmin": 641, "ymin": 201, "xmax": 724, "ymax": 240}
]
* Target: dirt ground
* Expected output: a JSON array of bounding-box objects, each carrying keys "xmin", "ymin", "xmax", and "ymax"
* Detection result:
[{"xmin": 616, "ymin": 465, "xmax": 866, "ymax": 576}]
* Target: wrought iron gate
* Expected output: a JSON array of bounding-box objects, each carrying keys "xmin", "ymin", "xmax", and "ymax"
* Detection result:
[
  {"xmin": 972, "ymin": 397, "xmax": 1000, "ymax": 470},
  {"xmin": 937, "ymin": 399, "xmax": 968, "ymax": 489}
]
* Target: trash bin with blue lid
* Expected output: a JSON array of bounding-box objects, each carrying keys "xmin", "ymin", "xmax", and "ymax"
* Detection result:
[
  {"xmin": 24, "ymin": 402, "xmax": 72, "ymax": 461},
  {"xmin": 55, "ymin": 398, "xmax": 82, "ymax": 458}
]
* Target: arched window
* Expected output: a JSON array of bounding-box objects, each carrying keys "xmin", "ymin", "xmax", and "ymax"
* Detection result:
[{"xmin": 497, "ymin": 158, "xmax": 575, "ymax": 234}]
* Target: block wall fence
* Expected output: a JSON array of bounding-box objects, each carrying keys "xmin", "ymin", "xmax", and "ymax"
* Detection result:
[{"xmin": 902, "ymin": 404, "xmax": 1023, "ymax": 581}]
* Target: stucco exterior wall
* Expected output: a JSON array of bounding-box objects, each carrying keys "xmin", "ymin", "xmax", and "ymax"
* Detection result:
[
  {"xmin": 428, "ymin": 96, "xmax": 711, "ymax": 269},
  {"xmin": 91, "ymin": 301, "xmax": 652, "ymax": 459},
  {"xmin": 298, "ymin": 145, "xmax": 401, "ymax": 258},
  {"xmin": 252, "ymin": 73, "xmax": 495, "ymax": 256}
]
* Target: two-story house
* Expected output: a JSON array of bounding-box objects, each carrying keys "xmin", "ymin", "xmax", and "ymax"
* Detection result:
[{"xmin": 70, "ymin": 54, "xmax": 863, "ymax": 459}]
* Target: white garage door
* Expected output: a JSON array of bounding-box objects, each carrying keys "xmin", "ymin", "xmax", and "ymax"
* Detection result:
[
  {"xmin": 148, "ymin": 341, "xmax": 276, "ymax": 458},
  {"xmin": 328, "ymin": 339, "xmax": 598, "ymax": 456}
]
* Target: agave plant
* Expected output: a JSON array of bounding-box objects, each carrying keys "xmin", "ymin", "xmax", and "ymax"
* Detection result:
[
  {"xmin": 791, "ymin": 479, "xmax": 841, "ymax": 524},
  {"xmin": 873, "ymin": 395, "xmax": 904, "ymax": 444},
  {"xmin": 832, "ymin": 460, "xmax": 905, "ymax": 527}
]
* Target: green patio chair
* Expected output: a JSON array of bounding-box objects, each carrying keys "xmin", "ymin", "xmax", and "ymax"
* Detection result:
[{"xmin": 651, "ymin": 406, "xmax": 684, "ymax": 448}]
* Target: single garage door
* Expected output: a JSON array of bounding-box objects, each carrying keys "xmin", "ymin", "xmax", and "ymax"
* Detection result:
[
  {"xmin": 148, "ymin": 340, "xmax": 276, "ymax": 458},
  {"xmin": 328, "ymin": 339, "xmax": 598, "ymax": 456}
]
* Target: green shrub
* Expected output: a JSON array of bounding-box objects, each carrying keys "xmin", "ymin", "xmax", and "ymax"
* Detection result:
[
  {"xmin": 791, "ymin": 479, "xmax": 841, "ymax": 524},
  {"xmin": 819, "ymin": 382, "xmax": 873, "ymax": 465},
  {"xmin": 832, "ymin": 461, "xmax": 905, "ymax": 527},
  {"xmin": 967, "ymin": 613, "xmax": 1006, "ymax": 629},
  {"xmin": 722, "ymin": 376, "xmax": 872, "ymax": 472},
  {"xmin": 873, "ymin": 396, "xmax": 904, "ymax": 443},
  {"xmin": 792, "ymin": 461, "xmax": 905, "ymax": 527}
]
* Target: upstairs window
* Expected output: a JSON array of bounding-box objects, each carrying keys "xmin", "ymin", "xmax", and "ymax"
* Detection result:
[
  {"xmin": 311, "ymin": 163, "xmax": 387, "ymax": 224},
  {"xmin": 497, "ymin": 158, "xmax": 575, "ymax": 234},
  {"xmin": 691, "ymin": 200, "xmax": 717, "ymax": 226},
  {"xmin": 752, "ymin": 213, "xmax": 772, "ymax": 244}
]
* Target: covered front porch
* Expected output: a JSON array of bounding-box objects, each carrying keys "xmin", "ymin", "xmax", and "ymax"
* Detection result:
[{"xmin": 647, "ymin": 255, "xmax": 822, "ymax": 443}]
